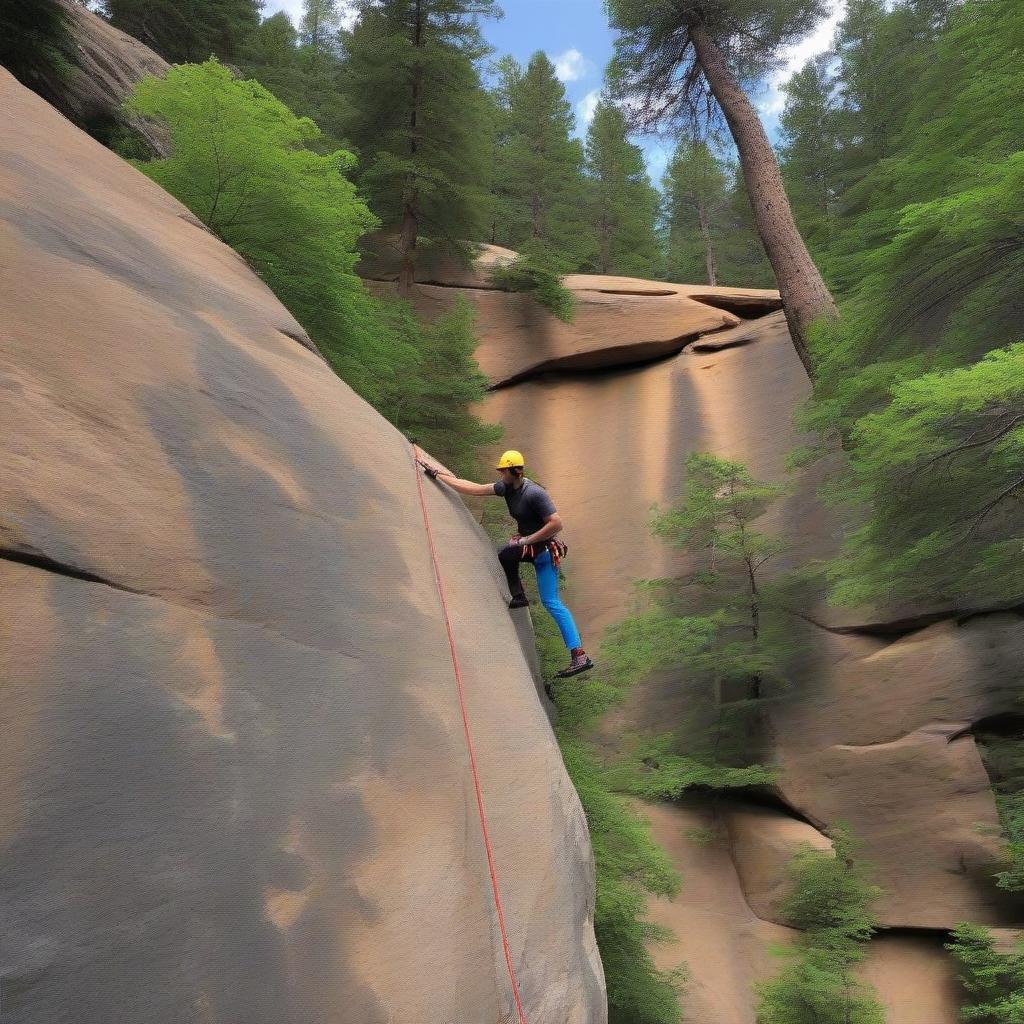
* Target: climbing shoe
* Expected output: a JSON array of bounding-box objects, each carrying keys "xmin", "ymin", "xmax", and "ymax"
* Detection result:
[
  {"xmin": 508, "ymin": 594, "xmax": 531, "ymax": 609},
  {"xmin": 556, "ymin": 649, "xmax": 594, "ymax": 678}
]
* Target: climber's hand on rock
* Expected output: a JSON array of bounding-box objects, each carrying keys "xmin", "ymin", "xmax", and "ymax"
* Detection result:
[
  {"xmin": 509, "ymin": 535, "xmax": 523, "ymax": 547},
  {"xmin": 421, "ymin": 461, "xmax": 440, "ymax": 480}
]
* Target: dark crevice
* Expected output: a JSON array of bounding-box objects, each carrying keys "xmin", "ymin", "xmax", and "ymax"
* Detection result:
[
  {"xmin": 873, "ymin": 924, "xmax": 954, "ymax": 938},
  {"xmin": 786, "ymin": 602, "xmax": 1024, "ymax": 642},
  {"xmin": 681, "ymin": 784, "xmax": 829, "ymax": 832},
  {"xmin": 275, "ymin": 325, "xmax": 324, "ymax": 359},
  {"xmin": 489, "ymin": 320, "xmax": 743, "ymax": 390},
  {"xmin": 685, "ymin": 292, "xmax": 783, "ymax": 319},
  {"xmin": 0, "ymin": 546, "xmax": 143, "ymax": 596}
]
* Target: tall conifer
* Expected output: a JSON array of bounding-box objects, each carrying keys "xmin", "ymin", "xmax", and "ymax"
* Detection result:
[
  {"xmin": 490, "ymin": 53, "xmax": 590, "ymax": 265},
  {"xmin": 341, "ymin": 0, "xmax": 499, "ymax": 294},
  {"xmin": 104, "ymin": 0, "xmax": 262, "ymax": 63},
  {"xmin": 584, "ymin": 99, "xmax": 660, "ymax": 277}
]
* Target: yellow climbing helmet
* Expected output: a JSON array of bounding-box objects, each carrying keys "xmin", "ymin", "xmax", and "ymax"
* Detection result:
[{"xmin": 496, "ymin": 449, "xmax": 525, "ymax": 470}]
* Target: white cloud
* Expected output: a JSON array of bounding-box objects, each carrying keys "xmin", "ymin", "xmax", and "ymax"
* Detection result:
[
  {"xmin": 553, "ymin": 48, "xmax": 589, "ymax": 83},
  {"xmin": 576, "ymin": 89, "xmax": 602, "ymax": 127},
  {"xmin": 261, "ymin": 0, "xmax": 358, "ymax": 32},
  {"xmin": 644, "ymin": 145, "xmax": 670, "ymax": 184},
  {"xmin": 756, "ymin": 1, "xmax": 847, "ymax": 116}
]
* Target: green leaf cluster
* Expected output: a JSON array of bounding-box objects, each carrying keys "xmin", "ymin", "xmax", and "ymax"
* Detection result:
[
  {"xmin": 946, "ymin": 923, "xmax": 1024, "ymax": 1023},
  {"xmin": 603, "ymin": 453, "xmax": 791, "ymax": 785},
  {"xmin": 975, "ymin": 730, "xmax": 1024, "ymax": 894},
  {"xmin": 779, "ymin": 0, "xmax": 1024, "ymax": 608},
  {"xmin": 757, "ymin": 827, "xmax": 884, "ymax": 1024},
  {"xmin": 488, "ymin": 241, "xmax": 576, "ymax": 322},
  {"xmin": 126, "ymin": 60, "xmax": 497, "ymax": 476}
]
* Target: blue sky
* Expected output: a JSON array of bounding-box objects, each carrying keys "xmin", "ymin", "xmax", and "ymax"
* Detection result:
[{"xmin": 262, "ymin": 0, "xmax": 846, "ymax": 182}]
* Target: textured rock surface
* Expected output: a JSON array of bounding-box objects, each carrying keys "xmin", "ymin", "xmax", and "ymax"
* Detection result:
[
  {"xmin": 480, "ymin": 274, "xmax": 1020, "ymax": 1018},
  {"xmin": 48, "ymin": 0, "xmax": 171, "ymax": 154},
  {"xmin": 637, "ymin": 798, "xmax": 795, "ymax": 1024},
  {"xmin": 724, "ymin": 803, "xmax": 833, "ymax": 925},
  {"xmin": 861, "ymin": 934, "xmax": 961, "ymax": 1024},
  {"xmin": 365, "ymin": 254, "xmax": 783, "ymax": 387},
  {"xmin": 0, "ymin": 70, "xmax": 604, "ymax": 1024}
]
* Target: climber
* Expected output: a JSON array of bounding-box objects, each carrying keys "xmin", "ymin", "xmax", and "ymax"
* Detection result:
[{"xmin": 421, "ymin": 449, "xmax": 593, "ymax": 679}]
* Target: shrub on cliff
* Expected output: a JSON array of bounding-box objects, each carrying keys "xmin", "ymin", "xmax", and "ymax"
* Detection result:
[
  {"xmin": 946, "ymin": 923, "xmax": 1024, "ymax": 1022},
  {"xmin": 757, "ymin": 827, "xmax": 884, "ymax": 1024},
  {"xmin": 126, "ymin": 59, "xmax": 497, "ymax": 475},
  {"xmin": 600, "ymin": 453, "xmax": 790, "ymax": 791}
]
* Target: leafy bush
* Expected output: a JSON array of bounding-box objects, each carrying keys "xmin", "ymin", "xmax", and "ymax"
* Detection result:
[
  {"xmin": 126, "ymin": 60, "xmax": 497, "ymax": 474},
  {"xmin": 946, "ymin": 922, "xmax": 1024, "ymax": 1023},
  {"xmin": 489, "ymin": 241, "xmax": 576, "ymax": 323},
  {"xmin": 757, "ymin": 827, "xmax": 884, "ymax": 1024}
]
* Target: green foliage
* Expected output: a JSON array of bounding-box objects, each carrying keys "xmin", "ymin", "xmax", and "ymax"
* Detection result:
[
  {"xmin": 488, "ymin": 242, "xmax": 576, "ymax": 322},
  {"xmin": 0, "ymin": 0, "xmax": 75, "ymax": 96},
  {"xmin": 340, "ymin": 0, "xmax": 497, "ymax": 268},
  {"xmin": 789, "ymin": 0, "xmax": 1024, "ymax": 608},
  {"xmin": 104, "ymin": 0, "xmax": 261, "ymax": 63},
  {"xmin": 976, "ymin": 730, "xmax": 1024, "ymax": 894},
  {"xmin": 946, "ymin": 923, "xmax": 1024, "ymax": 1023},
  {"xmin": 488, "ymin": 52, "xmax": 592, "ymax": 266},
  {"xmin": 757, "ymin": 827, "xmax": 884, "ymax": 1024},
  {"xmin": 397, "ymin": 297, "xmax": 503, "ymax": 476},
  {"xmin": 606, "ymin": 0, "xmax": 834, "ymax": 130},
  {"xmin": 126, "ymin": 60, "xmax": 497, "ymax": 475},
  {"xmin": 239, "ymin": 5, "xmax": 354, "ymax": 149},
  {"xmin": 584, "ymin": 99, "xmax": 661, "ymax": 278},
  {"xmin": 778, "ymin": 55, "xmax": 843, "ymax": 252},
  {"xmin": 602, "ymin": 453, "xmax": 789, "ymax": 785}
]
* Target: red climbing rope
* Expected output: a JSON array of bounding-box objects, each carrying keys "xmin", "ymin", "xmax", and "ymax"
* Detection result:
[{"xmin": 410, "ymin": 443, "xmax": 529, "ymax": 1024}]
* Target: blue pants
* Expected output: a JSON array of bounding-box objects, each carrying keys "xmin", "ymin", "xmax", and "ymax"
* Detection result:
[{"xmin": 499, "ymin": 544, "xmax": 581, "ymax": 650}]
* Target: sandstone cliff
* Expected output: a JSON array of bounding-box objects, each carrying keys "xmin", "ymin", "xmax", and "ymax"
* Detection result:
[
  {"xmin": 0, "ymin": 69, "xmax": 605, "ymax": 1023},
  {"xmin": 385, "ymin": 249, "xmax": 1024, "ymax": 1020}
]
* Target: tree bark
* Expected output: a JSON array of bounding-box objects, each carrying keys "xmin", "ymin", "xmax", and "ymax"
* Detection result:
[
  {"xmin": 696, "ymin": 199, "xmax": 717, "ymax": 286},
  {"xmin": 690, "ymin": 25, "xmax": 836, "ymax": 378},
  {"xmin": 398, "ymin": 0, "xmax": 424, "ymax": 297}
]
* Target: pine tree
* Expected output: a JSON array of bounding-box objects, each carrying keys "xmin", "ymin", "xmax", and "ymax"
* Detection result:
[
  {"xmin": 584, "ymin": 99, "xmax": 660, "ymax": 277},
  {"xmin": 778, "ymin": 55, "xmax": 843, "ymax": 253},
  {"xmin": 490, "ymin": 52, "xmax": 590, "ymax": 265},
  {"xmin": 662, "ymin": 137, "xmax": 729, "ymax": 285},
  {"xmin": 104, "ymin": 0, "xmax": 262, "ymax": 64},
  {"xmin": 606, "ymin": 0, "xmax": 837, "ymax": 376},
  {"xmin": 341, "ymin": 0, "xmax": 499, "ymax": 294}
]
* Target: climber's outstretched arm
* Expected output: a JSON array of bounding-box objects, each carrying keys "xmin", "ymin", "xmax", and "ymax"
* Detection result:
[{"xmin": 432, "ymin": 471, "xmax": 495, "ymax": 497}]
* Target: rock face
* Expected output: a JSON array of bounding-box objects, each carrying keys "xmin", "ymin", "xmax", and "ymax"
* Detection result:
[
  {"xmin": 0, "ymin": 70, "xmax": 605, "ymax": 1024},
  {"xmin": 366, "ymin": 261, "xmax": 782, "ymax": 387},
  {"xmin": 46, "ymin": 1, "xmax": 170, "ymax": 154},
  {"xmin": 477, "ymin": 247, "xmax": 1024, "ymax": 1018}
]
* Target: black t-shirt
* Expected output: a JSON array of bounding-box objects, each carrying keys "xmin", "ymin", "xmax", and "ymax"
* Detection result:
[{"xmin": 493, "ymin": 478, "xmax": 557, "ymax": 536}]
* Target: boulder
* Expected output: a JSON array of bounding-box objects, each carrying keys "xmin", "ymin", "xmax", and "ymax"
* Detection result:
[
  {"xmin": 861, "ymin": 934, "xmax": 961, "ymax": 1024},
  {"xmin": 724, "ymin": 803, "xmax": 833, "ymax": 924},
  {"xmin": 635, "ymin": 798, "xmax": 795, "ymax": 1024},
  {"xmin": 771, "ymin": 615, "xmax": 1024, "ymax": 929},
  {"xmin": 0, "ymin": 69, "xmax": 604, "ymax": 1023}
]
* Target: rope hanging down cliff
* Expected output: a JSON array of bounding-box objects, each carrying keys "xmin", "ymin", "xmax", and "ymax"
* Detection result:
[{"xmin": 409, "ymin": 441, "xmax": 529, "ymax": 1024}]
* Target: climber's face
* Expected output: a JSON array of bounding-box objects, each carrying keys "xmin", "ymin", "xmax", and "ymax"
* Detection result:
[{"xmin": 497, "ymin": 467, "xmax": 522, "ymax": 488}]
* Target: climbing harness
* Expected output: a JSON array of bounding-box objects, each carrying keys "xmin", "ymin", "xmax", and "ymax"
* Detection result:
[
  {"xmin": 409, "ymin": 442, "xmax": 529, "ymax": 1024},
  {"xmin": 520, "ymin": 537, "xmax": 568, "ymax": 567}
]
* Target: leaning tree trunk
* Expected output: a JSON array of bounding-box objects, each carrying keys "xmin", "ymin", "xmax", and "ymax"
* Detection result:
[
  {"xmin": 690, "ymin": 25, "xmax": 836, "ymax": 378},
  {"xmin": 696, "ymin": 200, "xmax": 718, "ymax": 286}
]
